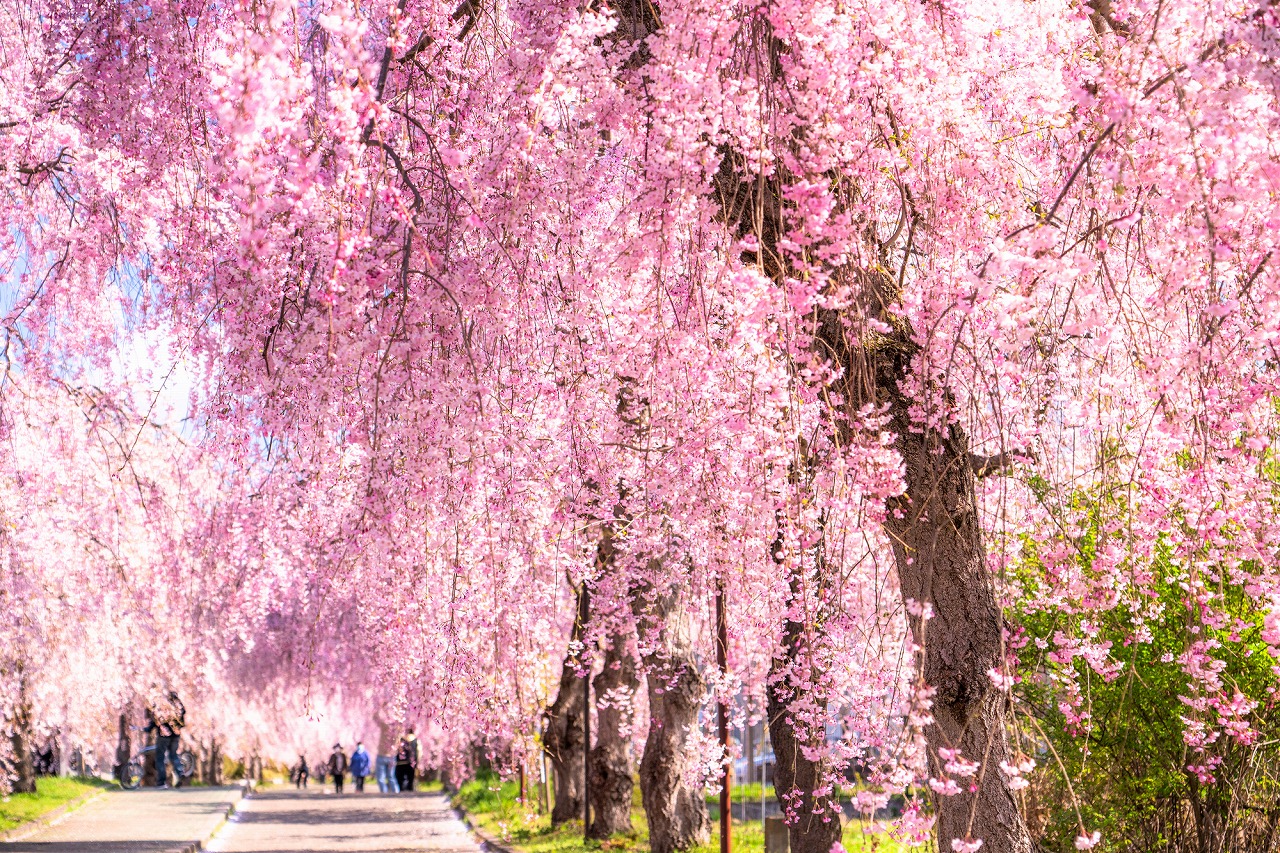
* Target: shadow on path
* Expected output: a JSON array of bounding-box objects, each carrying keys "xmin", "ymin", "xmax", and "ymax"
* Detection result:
[
  {"xmin": 5, "ymin": 843, "xmax": 186, "ymax": 853},
  {"xmin": 246, "ymin": 792, "xmax": 441, "ymax": 801},
  {"xmin": 237, "ymin": 791, "xmax": 442, "ymax": 823},
  {"xmin": 237, "ymin": 808, "xmax": 421, "ymax": 827},
  {"xmin": 207, "ymin": 789, "xmax": 477, "ymax": 853}
]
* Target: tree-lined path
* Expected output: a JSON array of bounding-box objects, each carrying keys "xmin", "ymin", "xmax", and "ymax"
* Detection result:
[
  {"xmin": 7, "ymin": 0, "xmax": 1280, "ymax": 846},
  {"xmin": 4, "ymin": 788, "xmax": 246, "ymax": 853},
  {"xmin": 207, "ymin": 790, "xmax": 480, "ymax": 853}
]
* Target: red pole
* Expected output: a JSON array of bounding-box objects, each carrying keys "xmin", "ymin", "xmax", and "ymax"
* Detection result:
[
  {"xmin": 581, "ymin": 583, "xmax": 591, "ymax": 842},
  {"xmin": 716, "ymin": 580, "xmax": 731, "ymax": 853}
]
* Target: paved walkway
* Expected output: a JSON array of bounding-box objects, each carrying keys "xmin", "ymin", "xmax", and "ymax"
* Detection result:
[
  {"xmin": 4, "ymin": 786, "xmax": 247, "ymax": 853},
  {"xmin": 207, "ymin": 788, "xmax": 480, "ymax": 853}
]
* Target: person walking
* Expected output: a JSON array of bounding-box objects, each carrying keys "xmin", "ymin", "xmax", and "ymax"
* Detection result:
[
  {"xmin": 328, "ymin": 743, "xmax": 348, "ymax": 794},
  {"xmin": 145, "ymin": 688, "xmax": 186, "ymax": 788},
  {"xmin": 394, "ymin": 729, "xmax": 419, "ymax": 793},
  {"xmin": 374, "ymin": 720, "xmax": 399, "ymax": 793},
  {"xmin": 350, "ymin": 742, "xmax": 370, "ymax": 793},
  {"xmin": 293, "ymin": 754, "xmax": 309, "ymax": 789}
]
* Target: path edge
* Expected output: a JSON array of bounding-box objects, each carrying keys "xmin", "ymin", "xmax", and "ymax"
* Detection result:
[
  {"xmin": 0, "ymin": 787, "xmax": 111, "ymax": 843},
  {"xmin": 168, "ymin": 782, "xmax": 254, "ymax": 853},
  {"xmin": 448, "ymin": 787, "xmax": 519, "ymax": 853}
]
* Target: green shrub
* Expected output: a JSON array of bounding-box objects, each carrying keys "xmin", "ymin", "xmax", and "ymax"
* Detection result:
[{"xmin": 1011, "ymin": 493, "xmax": 1280, "ymax": 852}]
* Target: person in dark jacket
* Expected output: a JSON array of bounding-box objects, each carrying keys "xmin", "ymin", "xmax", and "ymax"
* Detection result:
[
  {"xmin": 394, "ymin": 729, "xmax": 419, "ymax": 792},
  {"xmin": 350, "ymin": 742, "xmax": 371, "ymax": 792},
  {"xmin": 328, "ymin": 744, "xmax": 348, "ymax": 794},
  {"xmin": 144, "ymin": 689, "xmax": 186, "ymax": 788},
  {"xmin": 293, "ymin": 754, "xmax": 309, "ymax": 789}
]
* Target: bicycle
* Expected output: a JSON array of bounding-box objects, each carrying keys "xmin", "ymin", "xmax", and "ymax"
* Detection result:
[{"xmin": 120, "ymin": 742, "xmax": 196, "ymax": 790}]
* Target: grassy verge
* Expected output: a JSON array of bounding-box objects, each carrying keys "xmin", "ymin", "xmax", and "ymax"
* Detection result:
[
  {"xmin": 712, "ymin": 783, "xmax": 774, "ymax": 804},
  {"xmin": 453, "ymin": 775, "xmax": 906, "ymax": 853},
  {"xmin": 0, "ymin": 776, "xmax": 115, "ymax": 833}
]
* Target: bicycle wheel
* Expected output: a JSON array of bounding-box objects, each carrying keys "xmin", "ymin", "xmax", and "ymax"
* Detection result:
[
  {"xmin": 122, "ymin": 759, "xmax": 144, "ymax": 790},
  {"xmin": 178, "ymin": 751, "xmax": 195, "ymax": 778}
]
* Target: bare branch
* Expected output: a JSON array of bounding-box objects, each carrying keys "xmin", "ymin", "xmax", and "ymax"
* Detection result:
[{"xmin": 969, "ymin": 449, "xmax": 1035, "ymax": 478}]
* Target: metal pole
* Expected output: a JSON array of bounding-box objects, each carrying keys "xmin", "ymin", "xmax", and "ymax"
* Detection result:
[
  {"xmin": 542, "ymin": 749, "xmax": 550, "ymax": 814},
  {"xmin": 581, "ymin": 583, "xmax": 591, "ymax": 842},
  {"xmin": 717, "ymin": 579, "xmax": 731, "ymax": 853}
]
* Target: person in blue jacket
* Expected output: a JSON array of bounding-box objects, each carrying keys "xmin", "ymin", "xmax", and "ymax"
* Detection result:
[{"xmin": 350, "ymin": 742, "xmax": 371, "ymax": 793}]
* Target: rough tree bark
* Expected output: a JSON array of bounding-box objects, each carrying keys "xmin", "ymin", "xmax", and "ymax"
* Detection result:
[
  {"xmin": 589, "ymin": 529, "xmax": 639, "ymax": 839},
  {"xmin": 632, "ymin": 566, "xmax": 711, "ymax": 853},
  {"xmin": 7, "ymin": 675, "xmax": 37, "ymax": 794},
  {"xmin": 544, "ymin": 583, "xmax": 589, "ymax": 826},
  {"xmin": 143, "ymin": 727, "xmax": 157, "ymax": 787},
  {"xmin": 597, "ymin": 0, "xmax": 1029, "ymax": 846},
  {"xmin": 815, "ymin": 277, "xmax": 1031, "ymax": 852},
  {"xmin": 589, "ymin": 629, "xmax": 638, "ymax": 837},
  {"xmin": 712, "ymin": 113, "xmax": 1034, "ymax": 853},
  {"xmin": 881, "ymin": 384, "xmax": 1029, "ymax": 849},
  {"xmin": 586, "ymin": 0, "xmax": 850, "ymax": 842},
  {"xmin": 114, "ymin": 712, "xmax": 131, "ymax": 787},
  {"xmin": 200, "ymin": 736, "xmax": 223, "ymax": 785},
  {"xmin": 765, "ymin": 531, "xmax": 843, "ymax": 853}
]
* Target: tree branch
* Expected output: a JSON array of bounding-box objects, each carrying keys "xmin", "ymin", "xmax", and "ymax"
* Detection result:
[{"xmin": 969, "ymin": 449, "xmax": 1035, "ymax": 478}]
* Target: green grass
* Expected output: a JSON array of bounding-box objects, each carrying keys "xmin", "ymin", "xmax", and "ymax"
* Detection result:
[
  {"xmin": 715, "ymin": 783, "xmax": 774, "ymax": 803},
  {"xmin": 0, "ymin": 776, "xmax": 115, "ymax": 832},
  {"xmin": 454, "ymin": 775, "xmax": 907, "ymax": 853}
]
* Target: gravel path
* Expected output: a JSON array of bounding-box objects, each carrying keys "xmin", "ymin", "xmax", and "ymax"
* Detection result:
[
  {"xmin": 3, "ymin": 786, "xmax": 247, "ymax": 853},
  {"xmin": 206, "ymin": 788, "xmax": 481, "ymax": 853}
]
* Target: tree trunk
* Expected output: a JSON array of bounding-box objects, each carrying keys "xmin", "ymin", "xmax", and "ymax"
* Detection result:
[
  {"xmin": 802, "ymin": 294, "xmax": 1032, "ymax": 851},
  {"xmin": 633, "ymin": 570, "xmax": 710, "ymax": 853},
  {"xmin": 544, "ymin": 584, "xmax": 588, "ymax": 826},
  {"xmin": 766, "ymin": 539, "xmax": 843, "ymax": 853},
  {"xmin": 875, "ymin": 342, "xmax": 1030, "ymax": 853},
  {"xmin": 114, "ymin": 713, "xmax": 131, "ymax": 787},
  {"xmin": 710, "ymin": 152, "xmax": 1034, "ymax": 852},
  {"xmin": 588, "ymin": 526, "xmax": 638, "ymax": 839},
  {"xmin": 8, "ymin": 687, "xmax": 36, "ymax": 794},
  {"xmin": 211, "ymin": 738, "xmax": 223, "ymax": 785},
  {"xmin": 598, "ymin": 0, "xmax": 1030, "ymax": 846},
  {"xmin": 589, "ymin": 629, "xmax": 638, "ymax": 838},
  {"xmin": 199, "ymin": 737, "xmax": 222, "ymax": 785},
  {"xmin": 143, "ymin": 728, "xmax": 157, "ymax": 787}
]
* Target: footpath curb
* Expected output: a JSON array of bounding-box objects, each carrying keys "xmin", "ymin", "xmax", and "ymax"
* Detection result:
[
  {"xmin": 170, "ymin": 782, "xmax": 253, "ymax": 853},
  {"xmin": 0, "ymin": 788, "xmax": 110, "ymax": 843},
  {"xmin": 455, "ymin": 810, "xmax": 520, "ymax": 853},
  {"xmin": 448, "ymin": 789, "xmax": 519, "ymax": 853}
]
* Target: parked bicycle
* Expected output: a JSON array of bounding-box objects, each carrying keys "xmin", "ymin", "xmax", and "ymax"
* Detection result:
[{"xmin": 120, "ymin": 742, "xmax": 195, "ymax": 790}]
